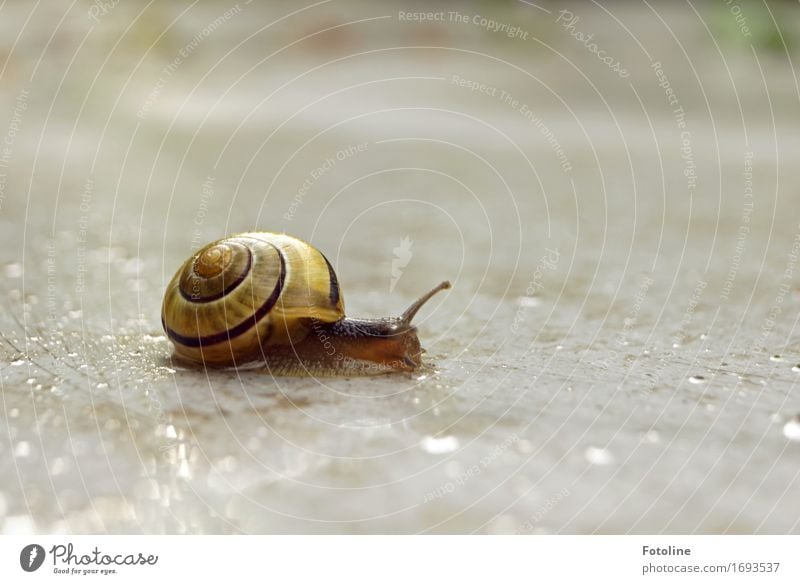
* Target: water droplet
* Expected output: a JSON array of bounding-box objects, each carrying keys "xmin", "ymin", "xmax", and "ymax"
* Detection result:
[
  {"xmin": 25, "ymin": 378, "xmax": 36, "ymax": 385},
  {"xmin": 4, "ymin": 263, "xmax": 22, "ymax": 278},
  {"xmin": 783, "ymin": 417, "xmax": 800, "ymax": 442},
  {"xmin": 770, "ymin": 354, "xmax": 783, "ymax": 362},
  {"xmin": 13, "ymin": 441, "xmax": 31, "ymax": 458},
  {"xmin": 516, "ymin": 439, "xmax": 534, "ymax": 454},
  {"xmin": 96, "ymin": 382, "xmax": 108, "ymax": 389},
  {"xmin": 177, "ymin": 459, "xmax": 191, "ymax": 479},
  {"xmin": 216, "ymin": 456, "xmax": 237, "ymax": 472},
  {"xmin": 121, "ymin": 257, "xmax": 143, "ymax": 275},
  {"xmin": 688, "ymin": 375, "xmax": 706, "ymax": 384},
  {"xmin": 10, "ymin": 359, "xmax": 25, "ymax": 366},
  {"xmin": 444, "ymin": 460, "xmax": 462, "ymax": 478},
  {"xmin": 585, "ymin": 446, "xmax": 614, "ymax": 465},
  {"xmin": 50, "ymin": 457, "xmax": 68, "ymax": 475},
  {"xmin": 792, "ymin": 365, "xmax": 800, "ymax": 373},
  {"xmin": 518, "ymin": 296, "xmax": 541, "ymax": 308},
  {"xmin": 642, "ymin": 430, "xmax": 661, "ymax": 444},
  {"xmin": 421, "ymin": 435, "xmax": 459, "ymax": 454}
]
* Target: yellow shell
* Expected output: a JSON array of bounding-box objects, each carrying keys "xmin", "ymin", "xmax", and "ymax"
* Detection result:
[{"xmin": 161, "ymin": 232, "xmax": 344, "ymax": 365}]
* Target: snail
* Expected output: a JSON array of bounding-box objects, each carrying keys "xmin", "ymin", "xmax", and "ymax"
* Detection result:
[{"xmin": 161, "ymin": 232, "xmax": 450, "ymax": 376}]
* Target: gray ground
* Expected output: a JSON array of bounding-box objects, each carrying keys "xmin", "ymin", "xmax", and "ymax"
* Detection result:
[{"xmin": 1, "ymin": 1, "xmax": 800, "ymax": 534}]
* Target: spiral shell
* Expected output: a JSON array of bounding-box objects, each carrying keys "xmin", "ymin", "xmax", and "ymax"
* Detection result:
[{"xmin": 161, "ymin": 232, "xmax": 344, "ymax": 366}]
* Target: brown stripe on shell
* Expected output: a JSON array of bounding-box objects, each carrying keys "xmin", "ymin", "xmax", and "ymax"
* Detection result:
[{"xmin": 320, "ymin": 252, "xmax": 340, "ymax": 307}]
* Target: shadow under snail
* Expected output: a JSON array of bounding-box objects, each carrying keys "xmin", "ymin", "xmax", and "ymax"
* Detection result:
[{"xmin": 161, "ymin": 232, "xmax": 451, "ymax": 376}]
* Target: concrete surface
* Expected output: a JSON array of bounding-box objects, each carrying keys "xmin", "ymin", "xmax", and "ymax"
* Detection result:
[{"xmin": 1, "ymin": 1, "xmax": 800, "ymax": 533}]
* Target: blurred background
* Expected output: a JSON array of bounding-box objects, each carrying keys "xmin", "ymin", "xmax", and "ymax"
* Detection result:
[{"xmin": 1, "ymin": 0, "xmax": 800, "ymax": 534}]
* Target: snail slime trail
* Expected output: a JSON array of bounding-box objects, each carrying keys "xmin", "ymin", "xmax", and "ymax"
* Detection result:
[{"xmin": 162, "ymin": 232, "xmax": 450, "ymax": 376}]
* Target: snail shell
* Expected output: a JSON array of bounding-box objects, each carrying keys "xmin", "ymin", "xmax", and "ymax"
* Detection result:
[{"xmin": 161, "ymin": 232, "xmax": 449, "ymax": 375}]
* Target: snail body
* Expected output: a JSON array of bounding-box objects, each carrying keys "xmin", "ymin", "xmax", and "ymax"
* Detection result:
[{"xmin": 161, "ymin": 232, "xmax": 450, "ymax": 376}]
